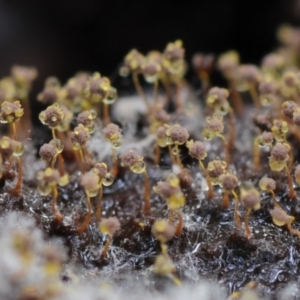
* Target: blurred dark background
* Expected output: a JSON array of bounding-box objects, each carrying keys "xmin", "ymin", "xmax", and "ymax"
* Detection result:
[{"xmin": 0, "ymin": 0, "xmax": 299, "ymax": 91}]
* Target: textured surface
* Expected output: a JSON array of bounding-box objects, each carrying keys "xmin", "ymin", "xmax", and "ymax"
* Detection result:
[{"xmin": 1, "ymin": 95, "xmax": 300, "ymax": 299}]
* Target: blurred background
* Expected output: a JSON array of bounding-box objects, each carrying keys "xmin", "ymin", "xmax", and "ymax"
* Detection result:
[{"xmin": 0, "ymin": 0, "xmax": 299, "ymax": 91}]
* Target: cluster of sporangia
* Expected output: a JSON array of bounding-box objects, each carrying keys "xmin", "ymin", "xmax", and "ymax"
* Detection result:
[{"xmin": 2, "ymin": 25, "xmax": 300, "ymax": 289}]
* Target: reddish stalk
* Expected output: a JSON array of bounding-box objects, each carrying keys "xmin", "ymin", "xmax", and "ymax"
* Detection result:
[
  {"xmin": 57, "ymin": 153, "xmax": 65, "ymax": 175},
  {"xmin": 11, "ymin": 157, "xmax": 23, "ymax": 196},
  {"xmin": 288, "ymin": 147, "xmax": 294, "ymax": 170},
  {"xmin": 244, "ymin": 208, "xmax": 251, "ymax": 238},
  {"xmin": 111, "ymin": 148, "xmax": 118, "ymax": 176},
  {"xmin": 78, "ymin": 148, "xmax": 86, "ymax": 174},
  {"xmin": 175, "ymin": 211, "xmax": 183, "ymax": 237},
  {"xmin": 154, "ymin": 143, "xmax": 161, "ymax": 165},
  {"xmin": 153, "ymin": 79, "xmax": 159, "ymax": 107},
  {"xmin": 223, "ymin": 191, "xmax": 229, "ymax": 208},
  {"xmin": 253, "ymin": 137, "xmax": 260, "ymax": 171},
  {"xmin": 143, "ymin": 171, "xmax": 151, "ymax": 215},
  {"xmin": 285, "ymin": 165, "xmax": 296, "ymax": 199},
  {"xmin": 229, "ymin": 80, "xmax": 244, "ymax": 116},
  {"xmin": 227, "ymin": 108, "xmax": 236, "ymax": 150},
  {"xmin": 287, "ymin": 222, "xmax": 300, "ymax": 239},
  {"xmin": 175, "ymin": 81, "xmax": 183, "ymax": 111},
  {"xmin": 160, "ymin": 75, "xmax": 171, "ymax": 107},
  {"xmin": 95, "ymin": 186, "xmax": 103, "ymax": 222},
  {"xmin": 83, "ymin": 147, "xmax": 95, "ymax": 169},
  {"xmin": 103, "ymin": 103, "xmax": 110, "ymax": 126}
]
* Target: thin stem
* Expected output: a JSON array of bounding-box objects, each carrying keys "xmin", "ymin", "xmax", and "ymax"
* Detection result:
[
  {"xmin": 11, "ymin": 122, "xmax": 17, "ymax": 140},
  {"xmin": 83, "ymin": 147, "xmax": 94, "ymax": 168},
  {"xmin": 11, "ymin": 157, "xmax": 23, "ymax": 196},
  {"xmin": 160, "ymin": 243, "xmax": 168, "ymax": 255},
  {"xmin": 111, "ymin": 147, "xmax": 118, "ymax": 176},
  {"xmin": 77, "ymin": 193, "xmax": 92, "ymax": 234},
  {"xmin": 79, "ymin": 148, "xmax": 86, "ymax": 174},
  {"xmin": 51, "ymin": 186, "xmax": 63, "ymax": 222},
  {"xmin": 132, "ymin": 72, "xmax": 149, "ymax": 111},
  {"xmin": 154, "ymin": 79, "xmax": 159, "ymax": 106},
  {"xmin": 232, "ymin": 190, "xmax": 241, "ymax": 229},
  {"xmin": 270, "ymin": 190, "xmax": 280, "ymax": 208},
  {"xmin": 244, "ymin": 208, "xmax": 252, "ymax": 238},
  {"xmin": 287, "ymin": 222, "xmax": 300, "ymax": 239},
  {"xmin": 57, "ymin": 153, "xmax": 65, "ymax": 175},
  {"xmin": 175, "ymin": 211, "xmax": 183, "ymax": 237},
  {"xmin": 199, "ymin": 160, "xmax": 205, "ymax": 171},
  {"xmin": 101, "ymin": 235, "xmax": 112, "ymax": 259},
  {"xmin": 288, "ymin": 146, "xmax": 294, "ymax": 170},
  {"xmin": 95, "ymin": 186, "xmax": 103, "ymax": 222},
  {"xmin": 229, "ymin": 80, "xmax": 244, "ymax": 116},
  {"xmin": 249, "ymin": 84, "xmax": 260, "ymax": 110},
  {"xmin": 143, "ymin": 170, "xmax": 151, "ymax": 215},
  {"xmin": 285, "ymin": 165, "xmax": 296, "ymax": 199},
  {"xmin": 227, "ymin": 107, "xmax": 236, "ymax": 150},
  {"xmin": 103, "ymin": 103, "xmax": 110, "ymax": 126},
  {"xmin": 154, "ymin": 143, "xmax": 161, "ymax": 165},
  {"xmin": 223, "ymin": 190, "xmax": 229, "ymax": 208},
  {"xmin": 51, "ymin": 128, "xmax": 56, "ymax": 140},
  {"xmin": 253, "ymin": 136, "xmax": 260, "ymax": 171},
  {"xmin": 160, "ymin": 74, "xmax": 171, "ymax": 107},
  {"xmin": 175, "ymin": 80, "xmax": 183, "ymax": 111},
  {"xmin": 22, "ymin": 98, "xmax": 32, "ymax": 138},
  {"xmin": 50, "ymin": 157, "xmax": 56, "ymax": 169}
]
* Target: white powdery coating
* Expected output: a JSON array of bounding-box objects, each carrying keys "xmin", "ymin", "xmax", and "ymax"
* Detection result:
[
  {"xmin": 0, "ymin": 212, "xmax": 67, "ymax": 299},
  {"xmin": 26, "ymin": 91, "xmax": 202, "ymax": 188},
  {"xmin": 113, "ymin": 96, "xmax": 147, "ymax": 125},
  {"xmin": 88, "ymin": 129, "xmax": 112, "ymax": 161},
  {"xmin": 113, "ymin": 91, "xmax": 202, "ymax": 138},
  {"xmin": 279, "ymin": 283, "xmax": 299, "ymax": 299},
  {"xmin": 0, "ymin": 213, "xmax": 41, "ymax": 298},
  {"xmin": 125, "ymin": 283, "xmax": 225, "ymax": 300},
  {"xmin": 169, "ymin": 284, "xmax": 225, "ymax": 300},
  {"xmin": 61, "ymin": 283, "xmax": 122, "ymax": 300},
  {"xmin": 89, "ymin": 125, "xmax": 157, "ymax": 163},
  {"xmin": 22, "ymin": 140, "xmax": 46, "ymax": 182},
  {"xmin": 66, "ymin": 275, "xmax": 227, "ymax": 300}
]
